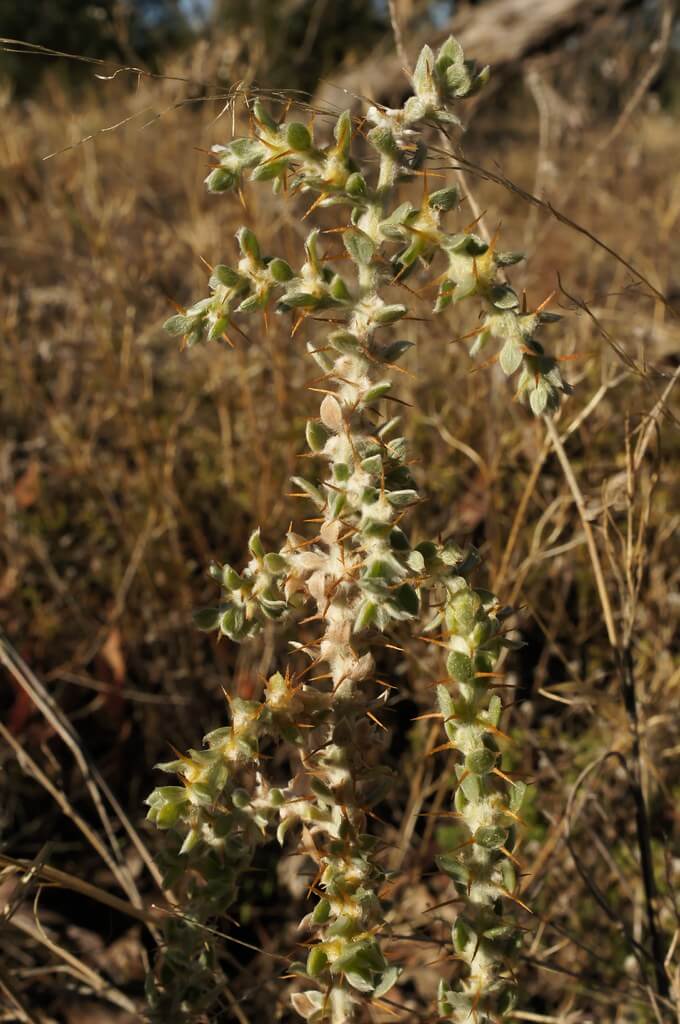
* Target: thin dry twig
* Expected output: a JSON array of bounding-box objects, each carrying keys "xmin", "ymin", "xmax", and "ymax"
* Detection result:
[{"xmin": 0, "ymin": 853, "xmax": 159, "ymax": 928}]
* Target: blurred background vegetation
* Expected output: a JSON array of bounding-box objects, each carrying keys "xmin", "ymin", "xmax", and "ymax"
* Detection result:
[{"xmin": 1, "ymin": 1, "xmax": 679, "ymax": 1021}]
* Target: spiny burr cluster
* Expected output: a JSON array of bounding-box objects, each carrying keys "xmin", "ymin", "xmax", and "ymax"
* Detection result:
[{"xmin": 147, "ymin": 34, "xmax": 565, "ymax": 1023}]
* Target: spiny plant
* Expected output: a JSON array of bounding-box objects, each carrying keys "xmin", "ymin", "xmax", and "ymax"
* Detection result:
[{"xmin": 146, "ymin": 36, "xmax": 569, "ymax": 1023}]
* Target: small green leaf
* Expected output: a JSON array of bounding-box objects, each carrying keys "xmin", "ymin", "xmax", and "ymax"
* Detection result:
[
  {"xmin": 236, "ymin": 294, "xmax": 262, "ymax": 314},
  {"xmin": 237, "ymin": 227, "xmax": 260, "ymax": 262},
  {"xmin": 343, "ymin": 228, "xmax": 375, "ymax": 267},
  {"xmin": 530, "ymin": 382, "xmax": 549, "ymax": 415},
  {"xmin": 334, "ymin": 110, "xmax": 352, "ymax": 154},
  {"xmin": 345, "ymin": 969, "xmax": 374, "ymax": 993},
  {"xmin": 251, "ymin": 159, "xmax": 287, "ymax": 182},
  {"xmin": 290, "ymin": 476, "xmax": 325, "ymax": 508},
  {"xmin": 447, "ymin": 650, "xmax": 474, "ymax": 683},
  {"xmin": 475, "ymin": 825, "xmax": 508, "ymax": 850},
  {"xmin": 281, "ymin": 291, "xmax": 319, "ymax": 309},
  {"xmin": 487, "ymin": 694, "xmax": 502, "ymax": 727},
  {"xmin": 381, "ymin": 340, "xmax": 413, "ymax": 363},
  {"xmin": 412, "ymin": 44, "xmax": 435, "ymax": 98},
  {"xmin": 155, "ymin": 802, "xmax": 182, "ymax": 828},
  {"xmin": 373, "ymin": 965, "xmax": 400, "ymax": 999},
  {"xmin": 386, "ymin": 489, "xmax": 419, "ymax": 507},
  {"xmin": 453, "ymin": 276, "xmax": 478, "ymax": 302},
  {"xmin": 489, "ymin": 284, "xmax": 519, "ymax": 310},
  {"xmin": 253, "ymin": 100, "xmax": 277, "ymax": 130},
  {"xmin": 495, "ymin": 250, "xmax": 524, "ymax": 267},
  {"xmin": 268, "ymin": 257, "xmax": 294, "ymax": 282},
  {"xmin": 264, "ymin": 552, "xmax": 287, "ymax": 573},
  {"xmin": 205, "ymin": 167, "xmax": 236, "ymax": 193},
  {"xmin": 363, "ymin": 520, "xmax": 392, "ymax": 540},
  {"xmin": 436, "ymin": 854, "xmax": 469, "ymax": 883},
  {"xmin": 164, "ymin": 314, "xmax": 191, "ymax": 336},
  {"xmin": 231, "ymin": 788, "xmax": 250, "ymax": 809},
  {"xmin": 360, "ymin": 454, "xmax": 382, "ymax": 476},
  {"xmin": 363, "ymin": 381, "xmax": 391, "ymax": 402},
  {"xmin": 436, "ymin": 36, "xmax": 464, "ymax": 71},
  {"xmin": 329, "ymin": 274, "xmax": 351, "ymax": 301},
  {"xmin": 277, "ymin": 815, "xmax": 297, "ymax": 846},
  {"xmin": 179, "ymin": 828, "xmax": 201, "ymax": 856},
  {"xmin": 346, "ymin": 172, "xmax": 367, "ymax": 197},
  {"xmin": 193, "ymin": 607, "xmax": 221, "ymax": 632},
  {"xmin": 286, "ymin": 121, "xmax": 312, "ymax": 151},
  {"xmin": 499, "ymin": 340, "xmax": 523, "ymax": 376},
  {"xmin": 312, "ymin": 898, "xmax": 331, "ymax": 925},
  {"xmin": 436, "ymin": 684, "xmax": 455, "ymax": 718},
  {"xmin": 306, "ymin": 419, "xmax": 330, "ymax": 452},
  {"xmin": 510, "ymin": 780, "xmax": 527, "ymax": 813},
  {"xmin": 367, "ymin": 126, "xmax": 399, "ymax": 159},
  {"xmin": 306, "ymin": 946, "xmax": 328, "ymax": 977},
  {"xmin": 429, "ymin": 186, "xmax": 459, "ymax": 211},
  {"xmin": 210, "ymin": 264, "xmax": 241, "ymax": 288},
  {"xmin": 248, "ymin": 529, "xmax": 265, "ymax": 559},
  {"xmin": 445, "ymin": 62, "xmax": 472, "ymax": 96},
  {"xmin": 394, "ymin": 583, "xmax": 419, "ymax": 616},
  {"xmin": 465, "ymin": 747, "xmax": 497, "ymax": 775},
  {"xmin": 222, "ymin": 565, "xmax": 243, "ymax": 590}
]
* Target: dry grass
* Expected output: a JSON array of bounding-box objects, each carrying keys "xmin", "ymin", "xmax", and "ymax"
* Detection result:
[{"xmin": 1, "ymin": 17, "xmax": 679, "ymax": 1024}]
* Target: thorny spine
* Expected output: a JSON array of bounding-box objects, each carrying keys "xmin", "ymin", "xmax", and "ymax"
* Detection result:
[{"xmin": 146, "ymin": 35, "xmax": 568, "ymax": 1023}]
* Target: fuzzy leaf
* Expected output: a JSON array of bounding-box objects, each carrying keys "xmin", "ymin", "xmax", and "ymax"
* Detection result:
[
  {"xmin": 374, "ymin": 304, "xmax": 407, "ymax": 325},
  {"xmin": 343, "ymin": 228, "xmax": 375, "ymax": 266},
  {"xmin": 290, "ymin": 476, "xmax": 325, "ymax": 508},
  {"xmin": 193, "ymin": 607, "xmax": 221, "ymax": 632},
  {"xmin": 413, "ymin": 44, "xmax": 435, "ymax": 98},
  {"xmin": 363, "ymin": 381, "xmax": 392, "ymax": 403},
  {"xmin": 210, "ymin": 264, "xmax": 241, "ymax": 288},
  {"xmin": 489, "ymin": 284, "xmax": 520, "ymax": 310},
  {"xmin": 381, "ymin": 339, "xmax": 414, "ymax": 363},
  {"xmin": 530, "ymin": 382, "xmax": 549, "ymax": 415},
  {"xmin": 447, "ymin": 650, "xmax": 474, "ymax": 682},
  {"xmin": 373, "ymin": 966, "xmax": 400, "ymax": 999},
  {"xmin": 306, "ymin": 419, "xmax": 330, "ymax": 452},
  {"xmin": 286, "ymin": 121, "xmax": 312, "ymax": 151},
  {"xmin": 499, "ymin": 340, "xmax": 523, "ymax": 376},
  {"xmin": 475, "ymin": 825, "xmax": 508, "ymax": 850},
  {"xmin": 164, "ymin": 314, "xmax": 191, "ymax": 336},
  {"xmin": 394, "ymin": 583, "xmax": 419, "ymax": 616},
  {"xmin": 386, "ymin": 489, "xmax": 419, "ymax": 507},
  {"xmin": 268, "ymin": 257, "xmax": 294, "ymax": 282},
  {"xmin": 429, "ymin": 186, "xmax": 459, "ymax": 211}
]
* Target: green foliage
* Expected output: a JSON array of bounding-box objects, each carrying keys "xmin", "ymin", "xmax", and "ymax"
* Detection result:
[{"xmin": 146, "ymin": 32, "xmax": 568, "ymax": 1024}]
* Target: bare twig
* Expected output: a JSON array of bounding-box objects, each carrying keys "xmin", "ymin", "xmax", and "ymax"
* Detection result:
[{"xmin": 0, "ymin": 853, "xmax": 158, "ymax": 927}]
